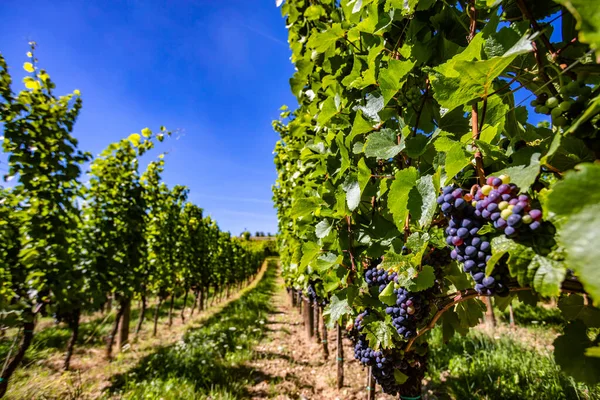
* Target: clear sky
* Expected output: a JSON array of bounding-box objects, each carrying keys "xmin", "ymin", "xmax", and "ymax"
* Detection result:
[{"xmin": 0, "ymin": 0, "xmax": 294, "ymax": 236}]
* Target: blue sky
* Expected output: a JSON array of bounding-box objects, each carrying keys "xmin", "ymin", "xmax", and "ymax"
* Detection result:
[{"xmin": 0, "ymin": 0, "xmax": 294, "ymax": 235}]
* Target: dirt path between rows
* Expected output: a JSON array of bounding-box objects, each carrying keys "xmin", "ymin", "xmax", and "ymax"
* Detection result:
[{"xmin": 245, "ymin": 273, "xmax": 396, "ymax": 400}]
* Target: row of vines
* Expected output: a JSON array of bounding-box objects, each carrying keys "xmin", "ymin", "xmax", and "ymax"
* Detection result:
[
  {"xmin": 273, "ymin": 0, "xmax": 600, "ymax": 398},
  {"xmin": 0, "ymin": 45, "xmax": 267, "ymax": 397}
]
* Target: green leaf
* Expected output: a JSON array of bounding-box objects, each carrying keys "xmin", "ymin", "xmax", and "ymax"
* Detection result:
[
  {"xmin": 307, "ymin": 23, "xmax": 345, "ymax": 54},
  {"xmin": 547, "ymin": 164, "xmax": 600, "ymax": 305},
  {"xmin": 456, "ymin": 298, "xmax": 486, "ymax": 328},
  {"xmin": 430, "ymin": 34, "xmax": 533, "ymax": 110},
  {"xmin": 325, "ymin": 292, "xmax": 353, "ymax": 327},
  {"xmin": 494, "ymin": 153, "xmax": 541, "ymax": 192},
  {"xmin": 586, "ymin": 347, "xmax": 600, "ymax": 358},
  {"xmin": 350, "ymin": 111, "xmax": 374, "ymax": 138},
  {"xmin": 315, "ymin": 219, "xmax": 334, "ymax": 239},
  {"xmin": 343, "ymin": 173, "xmax": 361, "ymax": 211},
  {"xmin": 318, "ymin": 96, "xmax": 338, "ymax": 126},
  {"xmin": 404, "ymin": 134, "xmax": 430, "ymax": 158},
  {"xmin": 409, "ymin": 265, "xmax": 436, "ymax": 292},
  {"xmin": 364, "ymin": 319, "xmax": 395, "ymax": 349},
  {"xmin": 491, "ymin": 236, "xmax": 535, "ymax": 286},
  {"xmin": 128, "ymin": 133, "xmax": 141, "ymax": 146},
  {"xmin": 485, "ymin": 250, "xmax": 507, "ymax": 276},
  {"xmin": 364, "ymin": 129, "xmax": 403, "ymax": 160},
  {"xmin": 379, "ymin": 281, "xmax": 396, "ymax": 306},
  {"xmin": 315, "ymin": 253, "xmax": 342, "ymax": 273},
  {"xmin": 554, "ymin": 0, "xmax": 600, "ymax": 60},
  {"xmin": 558, "ymin": 294, "xmax": 600, "ymax": 328},
  {"xmin": 554, "ymin": 320, "xmax": 600, "ymax": 385},
  {"xmin": 359, "ymin": 91, "xmax": 385, "ymax": 121},
  {"xmin": 357, "ymin": 157, "xmax": 371, "ymax": 193},
  {"xmin": 529, "ymin": 255, "xmax": 566, "ymax": 297},
  {"xmin": 378, "ymin": 59, "xmax": 416, "ymax": 104},
  {"xmin": 434, "ymin": 137, "xmax": 471, "ymax": 184},
  {"xmin": 394, "ymin": 370, "xmax": 409, "ymax": 384},
  {"xmin": 388, "ymin": 167, "xmax": 418, "ymax": 231},
  {"xmin": 291, "ymin": 197, "xmax": 322, "ymax": 219},
  {"xmin": 408, "ymin": 174, "xmax": 437, "ymax": 229}
]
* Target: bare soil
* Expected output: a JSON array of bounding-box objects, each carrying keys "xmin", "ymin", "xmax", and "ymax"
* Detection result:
[{"xmin": 245, "ymin": 274, "xmax": 396, "ymax": 400}]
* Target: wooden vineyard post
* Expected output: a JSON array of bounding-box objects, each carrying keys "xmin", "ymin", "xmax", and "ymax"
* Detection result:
[
  {"xmin": 321, "ymin": 311, "xmax": 329, "ymax": 360},
  {"xmin": 297, "ymin": 292, "xmax": 303, "ymax": 315},
  {"xmin": 314, "ymin": 302, "xmax": 321, "ymax": 342},
  {"xmin": 302, "ymin": 296, "xmax": 307, "ymax": 327},
  {"xmin": 509, "ymin": 303, "xmax": 515, "ymax": 329},
  {"xmin": 337, "ymin": 323, "xmax": 344, "ymax": 389},
  {"xmin": 366, "ymin": 366, "xmax": 375, "ymax": 400},
  {"xmin": 306, "ymin": 297, "xmax": 314, "ymax": 339}
]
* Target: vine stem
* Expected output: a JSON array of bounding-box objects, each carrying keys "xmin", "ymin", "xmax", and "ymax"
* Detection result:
[
  {"xmin": 515, "ymin": 0, "xmax": 557, "ymax": 58},
  {"xmin": 471, "ymin": 104, "xmax": 486, "ymax": 185},
  {"xmin": 403, "ymin": 287, "xmax": 528, "ymax": 352},
  {"xmin": 404, "ymin": 280, "xmax": 588, "ymax": 353},
  {"xmin": 346, "ymin": 216, "xmax": 357, "ymax": 274}
]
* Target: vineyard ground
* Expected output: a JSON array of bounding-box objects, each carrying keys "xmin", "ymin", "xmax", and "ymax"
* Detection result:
[
  {"xmin": 2, "ymin": 259, "xmax": 599, "ymax": 399},
  {"xmin": 234, "ymin": 273, "xmax": 599, "ymax": 399},
  {"xmin": 1, "ymin": 258, "xmax": 273, "ymax": 399}
]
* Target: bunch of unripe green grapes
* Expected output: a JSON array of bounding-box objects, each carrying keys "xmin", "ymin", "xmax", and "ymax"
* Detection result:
[
  {"xmin": 401, "ymin": 86, "xmax": 422, "ymax": 109},
  {"xmin": 530, "ymin": 75, "xmax": 593, "ymax": 127}
]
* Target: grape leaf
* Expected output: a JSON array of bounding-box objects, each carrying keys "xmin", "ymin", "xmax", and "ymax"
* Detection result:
[
  {"xmin": 455, "ymin": 298, "xmax": 486, "ymax": 329},
  {"xmin": 364, "ymin": 319, "xmax": 395, "ymax": 349},
  {"xmin": 300, "ymin": 241, "xmax": 320, "ymax": 269},
  {"xmin": 554, "ymin": 0, "xmax": 600, "ymax": 60},
  {"xmin": 364, "ymin": 129, "xmax": 404, "ymax": 160},
  {"xmin": 388, "ymin": 167, "xmax": 418, "ymax": 231},
  {"xmin": 529, "ymin": 255, "xmax": 566, "ymax": 297},
  {"xmin": 378, "ymin": 59, "xmax": 416, "ymax": 104},
  {"xmin": 558, "ymin": 294, "xmax": 600, "ymax": 328},
  {"xmin": 494, "ymin": 153, "xmax": 541, "ymax": 192},
  {"xmin": 547, "ymin": 163, "xmax": 600, "ymax": 305},
  {"xmin": 358, "ymin": 91, "xmax": 385, "ymax": 121},
  {"xmin": 554, "ymin": 320, "xmax": 600, "ymax": 385},
  {"xmin": 291, "ymin": 197, "xmax": 322, "ymax": 219},
  {"xmin": 343, "ymin": 173, "xmax": 361, "ymax": 211},
  {"xmin": 307, "ymin": 23, "xmax": 345, "ymax": 53},
  {"xmin": 394, "ymin": 370, "xmax": 409, "ymax": 384},
  {"xmin": 408, "ymin": 174, "xmax": 437, "ymax": 229},
  {"xmin": 434, "ymin": 137, "xmax": 471, "ymax": 184},
  {"xmin": 379, "ymin": 281, "xmax": 396, "ymax": 306},
  {"xmin": 324, "ymin": 291, "xmax": 354, "ymax": 328},
  {"xmin": 315, "ymin": 219, "xmax": 334, "ymax": 239}
]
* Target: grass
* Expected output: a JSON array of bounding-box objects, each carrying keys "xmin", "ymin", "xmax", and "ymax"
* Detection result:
[
  {"xmin": 1, "ymin": 260, "xmax": 272, "ymax": 400},
  {"xmin": 104, "ymin": 259, "xmax": 279, "ymax": 399},
  {"xmin": 0, "ymin": 287, "xmax": 225, "ymax": 365},
  {"xmin": 425, "ymin": 325, "xmax": 600, "ymax": 400},
  {"xmin": 498, "ymin": 302, "xmax": 565, "ymax": 327}
]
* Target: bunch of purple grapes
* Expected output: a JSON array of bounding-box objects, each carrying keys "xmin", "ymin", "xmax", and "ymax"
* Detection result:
[
  {"xmin": 306, "ymin": 284, "xmax": 317, "ymax": 301},
  {"xmin": 354, "ymin": 309, "xmax": 370, "ymax": 331},
  {"xmin": 437, "ymin": 185, "xmax": 509, "ymax": 296},
  {"xmin": 353, "ymin": 338, "xmax": 405, "ymax": 394},
  {"xmin": 365, "ymin": 266, "xmax": 397, "ymax": 293},
  {"xmin": 472, "ymin": 175, "xmax": 542, "ymax": 237},
  {"xmin": 306, "ymin": 280, "xmax": 328, "ymax": 306},
  {"xmin": 385, "ymin": 288, "xmax": 428, "ymax": 339}
]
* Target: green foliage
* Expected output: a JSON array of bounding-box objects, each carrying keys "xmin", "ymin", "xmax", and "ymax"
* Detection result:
[
  {"xmin": 0, "ymin": 47, "xmax": 268, "ymax": 396},
  {"xmin": 108, "ymin": 260, "xmax": 278, "ymax": 399},
  {"xmin": 273, "ymin": 0, "xmax": 600, "ymax": 389}
]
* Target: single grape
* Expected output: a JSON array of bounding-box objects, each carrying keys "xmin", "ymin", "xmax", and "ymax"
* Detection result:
[{"xmin": 546, "ymin": 97, "xmax": 559, "ymax": 108}]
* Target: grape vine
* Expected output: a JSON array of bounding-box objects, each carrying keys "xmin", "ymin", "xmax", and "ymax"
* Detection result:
[{"xmin": 273, "ymin": 0, "xmax": 600, "ymax": 396}]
